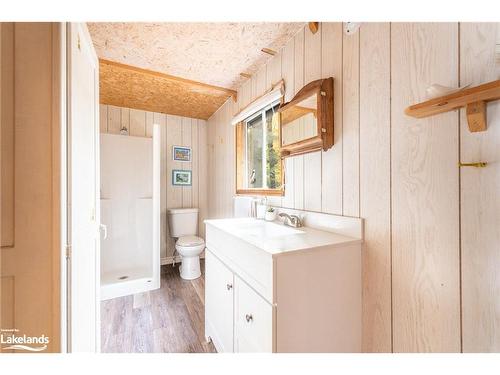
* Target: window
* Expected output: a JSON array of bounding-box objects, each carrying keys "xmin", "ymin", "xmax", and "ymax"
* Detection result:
[{"xmin": 236, "ymin": 101, "xmax": 283, "ymax": 196}]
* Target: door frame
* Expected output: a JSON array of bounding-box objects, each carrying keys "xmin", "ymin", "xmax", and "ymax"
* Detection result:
[{"xmin": 60, "ymin": 22, "xmax": 101, "ymax": 353}]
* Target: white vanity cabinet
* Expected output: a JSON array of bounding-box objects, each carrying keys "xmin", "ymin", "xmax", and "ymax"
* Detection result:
[
  {"xmin": 204, "ymin": 216, "xmax": 363, "ymax": 353},
  {"xmin": 204, "ymin": 250, "xmax": 234, "ymax": 353},
  {"xmin": 205, "ymin": 250, "xmax": 273, "ymax": 353}
]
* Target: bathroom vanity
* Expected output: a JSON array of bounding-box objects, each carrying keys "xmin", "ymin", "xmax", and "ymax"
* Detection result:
[{"xmin": 204, "ymin": 211, "xmax": 363, "ymax": 353}]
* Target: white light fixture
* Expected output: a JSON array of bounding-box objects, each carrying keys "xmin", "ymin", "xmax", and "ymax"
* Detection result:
[{"xmin": 344, "ymin": 22, "xmax": 361, "ymax": 35}]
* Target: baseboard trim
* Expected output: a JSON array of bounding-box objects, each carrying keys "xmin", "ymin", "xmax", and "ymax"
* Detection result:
[
  {"xmin": 161, "ymin": 255, "xmax": 182, "ymax": 266},
  {"xmin": 161, "ymin": 253, "xmax": 205, "ymax": 266}
]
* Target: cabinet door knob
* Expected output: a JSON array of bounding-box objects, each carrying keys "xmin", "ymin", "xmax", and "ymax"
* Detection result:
[
  {"xmin": 226, "ymin": 283, "xmax": 233, "ymax": 290},
  {"xmin": 245, "ymin": 314, "xmax": 253, "ymax": 323}
]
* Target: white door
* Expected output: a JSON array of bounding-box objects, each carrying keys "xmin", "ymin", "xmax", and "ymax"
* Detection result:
[
  {"xmin": 205, "ymin": 250, "xmax": 234, "ymax": 352},
  {"xmin": 67, "ymin": 23, "xmax": 100, "ymax": 352}
]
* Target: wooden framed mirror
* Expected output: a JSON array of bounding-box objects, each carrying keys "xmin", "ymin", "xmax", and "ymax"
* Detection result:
[{"xmin": 278, "ymin": 77, "xmax": 334, "ymax": 157}]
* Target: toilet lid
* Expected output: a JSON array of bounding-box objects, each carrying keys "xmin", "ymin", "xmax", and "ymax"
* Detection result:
[{"xmin": 177, "ymin": 235, "xmax": 204, "ymax": 247}]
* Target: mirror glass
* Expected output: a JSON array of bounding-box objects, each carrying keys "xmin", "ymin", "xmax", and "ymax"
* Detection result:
[{"xmin": 280, "ymin": 94, "xmax": 318, "ymax": 147}]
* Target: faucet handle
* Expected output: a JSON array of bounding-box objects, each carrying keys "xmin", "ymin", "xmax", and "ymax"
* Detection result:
[
  {"xmin": 290, "ymin": 214, "xmax": 303, "ymax": 227},
  {"xmin": 278, "ymin": 212, "xmax": 303, "ymax": 228},
  {"xmin": 278, "ymin": 212, "xmax": 292, "ymax": 226}
]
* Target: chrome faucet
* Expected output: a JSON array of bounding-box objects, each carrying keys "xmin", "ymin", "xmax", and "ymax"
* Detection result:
[{"xmin": 279, "ymin": 212, "xmax": 303, "ymax": 228}]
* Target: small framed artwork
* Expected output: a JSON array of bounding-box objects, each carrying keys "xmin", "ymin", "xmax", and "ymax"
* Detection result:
[
  {"xmin": 172, "ymin": 146, "xmax": 191, "ymax": 162},
  {"xmin": 172, "ymin": 170, "xmax": 192, "ymax": 186}
]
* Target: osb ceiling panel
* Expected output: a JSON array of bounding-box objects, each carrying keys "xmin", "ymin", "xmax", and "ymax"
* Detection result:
[
  {"xmin": 99, "ymin": 59, "xmax": 234, "ymax": 120},
  {"xmin": 87, "ymin": 22, "xmax": 305, "ymax": 90}
]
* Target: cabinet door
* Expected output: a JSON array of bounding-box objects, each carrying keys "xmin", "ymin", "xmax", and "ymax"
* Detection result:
[
  {"xmin": 234, "ymin": 276, "xmax": 273, "ymax": 353},
  {"xmin": 205, "ymin": 249, "xmax": 234, "ymax": 352}
]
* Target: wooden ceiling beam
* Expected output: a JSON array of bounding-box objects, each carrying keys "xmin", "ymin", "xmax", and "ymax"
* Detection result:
[
  {"xmin": 99, "ymin": 58, "xmax": 237, "ymax": 97},
  {"xmin": 99, "ymin": 59, "xmax": 236, "ymax": 119}
]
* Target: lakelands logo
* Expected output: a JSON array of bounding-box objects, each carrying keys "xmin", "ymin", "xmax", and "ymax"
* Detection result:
[{"xmin": 1, "ymin": 328, "xmax": 49, "ymax": 352}]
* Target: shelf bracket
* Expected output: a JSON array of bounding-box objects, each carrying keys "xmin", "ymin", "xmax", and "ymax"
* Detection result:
[{"xmin": 466, "ymin": 101, "xmax": 487, "ymax": 132}]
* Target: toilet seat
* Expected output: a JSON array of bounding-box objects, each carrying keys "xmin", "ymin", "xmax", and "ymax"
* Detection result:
[
  {"xmin": 175, "ymin": 243, "xmax": 205, "ymax": 257},
  {"xmin": 176, "ymin": 235, "xmax": 204, "ymax": 247},
  {"xmin": 175, "ymin": 236, "xmax": 205, "ymax": 280}
]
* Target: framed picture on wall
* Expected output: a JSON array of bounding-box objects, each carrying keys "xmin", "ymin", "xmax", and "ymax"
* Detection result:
[
  {"xmin": 172, "ymin": 146, "xmax": 191, "ymax": 162},
  {"xmin": 172, "ymin": 170, "xmax": 192, "ymax": 186}
]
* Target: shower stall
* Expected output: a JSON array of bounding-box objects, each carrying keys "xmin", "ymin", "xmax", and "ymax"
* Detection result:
[{"xmin": 99, "ymin": 125, "xmax": 160, "ymax": 300}]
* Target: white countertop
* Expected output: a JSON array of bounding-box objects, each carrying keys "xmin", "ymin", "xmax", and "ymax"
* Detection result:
[{"xmin": 204, "ymin": 217, "xmax": 362, "ymax": 257}]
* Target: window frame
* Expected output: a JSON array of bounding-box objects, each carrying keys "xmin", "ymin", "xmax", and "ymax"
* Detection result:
[{"xmin": 235, "ymin": 100, "xmax": 284, "ymax": 197}]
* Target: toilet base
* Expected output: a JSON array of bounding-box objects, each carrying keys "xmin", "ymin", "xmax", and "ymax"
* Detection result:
[{"xmin": 179, "ymin": 256, "xmax": 201, "ymax": 280}]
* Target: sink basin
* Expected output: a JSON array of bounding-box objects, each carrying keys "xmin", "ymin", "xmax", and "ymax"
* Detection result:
[{"xmin": 234, "ymin": 220, "xmax": 304, "ymax": 238}]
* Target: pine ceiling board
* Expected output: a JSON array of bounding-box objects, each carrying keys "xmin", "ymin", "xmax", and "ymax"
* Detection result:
[
  {"xmin": 87, "ymin": 22, "xmax": 305, "ymax": 90},
  {"xmin": 99, "ymin": 60, "xmax": 231, "ymax": 120}
]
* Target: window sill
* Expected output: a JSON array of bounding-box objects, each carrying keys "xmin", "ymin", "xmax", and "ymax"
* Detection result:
[{"xmin": 236, "ymin": 188, "xmax": 284, "ymax": 197}]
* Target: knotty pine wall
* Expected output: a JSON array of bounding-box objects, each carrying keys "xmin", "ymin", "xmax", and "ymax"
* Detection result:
[
  {"xmin": 207, "ymin": 23, "xmax": 500, "ymax": 352},
  {"xmin": 99, "ymin": 104, "xmax": 208, "ymax": 262}
]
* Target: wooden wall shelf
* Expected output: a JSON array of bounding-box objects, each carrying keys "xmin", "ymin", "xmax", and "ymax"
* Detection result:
[{"xmin": 405, "ymin": 79, "xmax": 500, "ymax": 132}]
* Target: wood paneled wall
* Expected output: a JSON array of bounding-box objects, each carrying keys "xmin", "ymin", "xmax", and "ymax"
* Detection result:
[
  {"xmin": 100, "ymin": 105, "xmax": 208, "ymax": 261},
  {"xmin": 391, "ymin": 23, "xmax": 461, "ymax": 352},
  {"xmin": 206, "ymin": 99, "xmax": 236, "ymax": 220},
  {"xmin": 459, "ymin": 23, "xmax": 500, "ymax": 352},
  {"xmin": 206, "ymin": 22, "xmax": 500, "ymax": 352},
  {"xmin": 359, "ymin": 22, "xmax": 392, "ymax": 352}
]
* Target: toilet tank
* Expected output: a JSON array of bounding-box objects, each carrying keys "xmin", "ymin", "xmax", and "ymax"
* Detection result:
[{"xmin": 168, "ymin": 208, "xmax": 199, "ymax": 237}]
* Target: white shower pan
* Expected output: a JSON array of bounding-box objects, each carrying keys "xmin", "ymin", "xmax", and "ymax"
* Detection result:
[{"xmin": 99, "ymin": 126, "xmax": 160, "ymax": 300}]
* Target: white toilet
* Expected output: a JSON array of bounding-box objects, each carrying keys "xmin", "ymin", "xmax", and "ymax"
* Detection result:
[{"xmin": 167, "ymin": 208, "xmax": 205, "ymax": 280}]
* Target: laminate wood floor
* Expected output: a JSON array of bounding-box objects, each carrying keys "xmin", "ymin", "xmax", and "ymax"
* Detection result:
[{"xmin": 101, "ymin": 260, "xmax": 216, "ymax": 353}]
